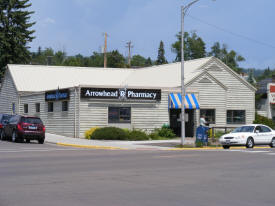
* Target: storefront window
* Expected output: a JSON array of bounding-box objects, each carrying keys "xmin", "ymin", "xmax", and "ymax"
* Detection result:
[
  {"xmin": 36, "ymin": 103, "xmax": 40, "ymax": 113},
  {"xmin": 108, "ymin": 107, "xmax": 131, "ymax": 123},
  {"xmin": 62, "ymin": 101, "xmax": 68, "ymax": 112},
  {"xmin": 48, "ymin": 102, "xmax": 54, "ymax": 112},
  {"xmin": 200, "ymin": 109, "xmax": 215, "ymax": 124},
  {"xmin": 227, "ymin": 110, "xmax": 245, "ymax": 124},
  {"xmin": 12, "ymin": 103, "xmax": 15, "ymax": 114},
  {"xmin": 24, "ymin": 104, "xmax": 28, "ymax": 113}
]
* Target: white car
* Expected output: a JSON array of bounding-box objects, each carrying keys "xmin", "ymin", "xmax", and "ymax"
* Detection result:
[{"xmin": 219, "ymin": 124, "xmax": 275, "ymax": 149}]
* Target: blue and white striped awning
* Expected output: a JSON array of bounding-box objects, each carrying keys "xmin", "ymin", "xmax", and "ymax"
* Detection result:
[{"xmin": 169, "ymin": 93, "xmax": 200, "ymax": 109}]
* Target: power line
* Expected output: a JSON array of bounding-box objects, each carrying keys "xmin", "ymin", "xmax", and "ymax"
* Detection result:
[{"xmin": 187, "ymin": 15, "xmax": 275, "ymax": 50}]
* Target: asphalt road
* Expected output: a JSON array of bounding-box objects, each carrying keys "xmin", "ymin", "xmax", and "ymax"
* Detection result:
[{"xmin": 0, "ymin": 141, "xmax": 275, "ymax": 206}]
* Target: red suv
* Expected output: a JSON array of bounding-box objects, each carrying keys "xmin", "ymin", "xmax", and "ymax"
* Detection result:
[{"xmin": 3, "ymin": 115, "xmax": 45, "ymax": 144}]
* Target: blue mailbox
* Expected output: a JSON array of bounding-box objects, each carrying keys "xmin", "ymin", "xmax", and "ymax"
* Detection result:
[{"xmin": 196, "ymin": 126, "xmax": 208, "ymax": 143}]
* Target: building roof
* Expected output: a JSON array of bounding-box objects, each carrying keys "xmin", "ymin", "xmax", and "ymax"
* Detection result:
[{"xmin": 8, "ymin": 57, "xmax": 213, "ymax": 92}]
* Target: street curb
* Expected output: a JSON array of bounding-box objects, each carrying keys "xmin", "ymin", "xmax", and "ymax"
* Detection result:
[
  {"xmin": 55, "ymin": 142, "xmax": 272, "ymax": 151},
  {"xmin": 56, "ymin": 143, "xmax": 127, "ymax": 150},
  {"xmin": 168, "ymin": 146, "xmax": 272, "ymax": 151}
]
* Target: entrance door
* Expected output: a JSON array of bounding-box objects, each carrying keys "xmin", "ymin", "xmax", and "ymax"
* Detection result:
[{"xmin": 169, "ymin": 109, "xmax": 194, "ymax": 137}]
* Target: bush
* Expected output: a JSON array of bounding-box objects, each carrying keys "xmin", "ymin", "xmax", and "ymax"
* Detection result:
[
  {"xmin": 214, "ymin": 130, "xmax": 226, "ymax": 139},
  {"xmin": 195, "ymin": 141, "xmax": 204, "ymax": 148},
  {"xmin": 155, "ymin": 126, "xmax": 176, "ymax": 138},
  {"xmin": 85, "ymin": 127, "xmax": 99, "ymax": 139},
  {"xmin": 87, "ymin": 126, "xmax": 176, "ymax": 141},
  {"xmin": 253, "ymin": 113, "xmax": 275, "ymax": 129},
  {"xmin": 91, "ymin": 127, "xmax": 129, "ymax": 140},
  {"xmin": 148, "ymin": 132, "xmax": 160, "ymax": 140},
  {"xmin": 128, "ymin": 130, "xmax": 149, "ymax": 141}
]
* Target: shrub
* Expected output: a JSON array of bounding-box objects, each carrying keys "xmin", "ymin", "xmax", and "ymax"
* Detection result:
[
  {"xmin": 148, "ymin": 132, "xmax": 161, "ymax": 140},
  {"xmin": 155, "ymin": 126, "xmax": 176, "ymax": 138},
  {"xmin": 85, "ymin": 127, "xmax": 99, "ymax": 139},
  {"xmin": 254, "ymin": 113, "xmax": 275, "ymax": 129},
  {"xmin": 214, "ymin": 130, "xmax": 226, "ymax": 139},
  {"xmin": 195, "ymin": 141, "xmax": 204, "ymax": 148},
  {"xmin": 91, "ymin": 127, "xmax": 129, "ymax": 140},
  {"xmin": 128, "ymin": 130, "xmax": 149, "ymax": 141}
]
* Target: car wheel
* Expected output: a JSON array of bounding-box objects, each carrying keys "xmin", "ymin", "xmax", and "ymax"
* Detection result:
[
  {"xmin": 38, "ymin": 138, "xmax": 44, "ymax": 144},
  {"xmin": 0, "ymin": 130, "xmax": 5, "ymax": 141},
  {"xmin": 270, "ymin": 138, "xmax": 275, "ymax": 148},
  {"xmin": 223, "ymin": 145, "xmax": 230, "ymax": 149},
  {"xmin": 246, "ymin": 137, "xmax": 254, "ymax": 148},
  {"xmin": 12, "ymin": 131, "xmax": 18, "ymax": 143},
  {"xmin": 26, "ymin": 139, "xmax": 30, "ymax": 143}
]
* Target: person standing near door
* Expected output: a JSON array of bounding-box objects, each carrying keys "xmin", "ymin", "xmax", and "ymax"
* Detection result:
[{"xmin": 200, "ymin": 114, "xmax": 207, "ymax": 127}]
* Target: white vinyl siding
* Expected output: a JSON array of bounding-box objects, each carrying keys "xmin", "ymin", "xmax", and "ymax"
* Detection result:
[
  {"xmin": 187, "ymin": 75, "xmax": 227, "ymax": 128},
  {"xmin": 79, "ymin": 91, "xmax": 170, "ymax": 137},
  {"xmin": 0, "ymin": 70, "xmax": 18, "ymax": 114},
  {"xmin": 199, "ymin": 60, "xmax": 255, "ymax": 127},
  {"xmin": 19, "ymin": 88, "xmax": 79, "ymax": 138}
]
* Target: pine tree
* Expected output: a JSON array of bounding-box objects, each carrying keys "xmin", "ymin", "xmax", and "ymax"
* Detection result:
[
  {"xmin": 0, "ymin": 0, "xmax": 35, "ymax": 80},
  {"xmin": 156, "ymin": 41, "xmax": 168, "ymax": 65}
]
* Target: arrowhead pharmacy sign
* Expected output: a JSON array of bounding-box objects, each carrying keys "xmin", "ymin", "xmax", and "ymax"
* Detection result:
[{"xmin": 81, "ymin": 88, "xmax": 161, "ymax": 101}]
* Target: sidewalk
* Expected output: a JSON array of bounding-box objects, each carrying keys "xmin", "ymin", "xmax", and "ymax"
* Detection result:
[{"xmin": 45, "ymin": 133, "xmax": 195, "ymax": 150}]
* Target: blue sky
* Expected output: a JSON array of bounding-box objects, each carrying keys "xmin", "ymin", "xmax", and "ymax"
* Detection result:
[{"xmin": 29, "ymin": 0, "xmax": 275, "ymax": 69}]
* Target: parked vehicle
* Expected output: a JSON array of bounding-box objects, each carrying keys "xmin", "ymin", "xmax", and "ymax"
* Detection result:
[
  {"xmin": 3, "ymin": 115, "xmax": 45, "ymax": 144},
  {"xmin": 219, "ymin": 124, "xmax": 275, "ymax": 149},
  {"xmin": 0, "ymin": 114, "xmax": 12, "ymax": 140}
]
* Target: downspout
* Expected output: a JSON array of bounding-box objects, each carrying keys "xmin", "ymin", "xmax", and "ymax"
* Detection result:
[
  {"xmin": 78, "ymin": 86, "xmax": 81, "ymax": 138},
  {"xmin": 74, "ymin": 87, "xmax": 77, "ymax": 138},
  {"xmin": 17, "ymin": 93, "xmax": 20, "ymax": 115}
]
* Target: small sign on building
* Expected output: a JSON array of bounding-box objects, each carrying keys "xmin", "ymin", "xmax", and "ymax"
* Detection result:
[{"xmin": 268, "ymin": 84, "xmax": 275, "ymax": 104}]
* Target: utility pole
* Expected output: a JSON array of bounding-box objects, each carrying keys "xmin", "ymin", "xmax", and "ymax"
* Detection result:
[
  {"xmin": 181, "ymin": 0, "xmax": 200, "ymax": 146},
  {"xmin": 126, "ymin": 41, "xmax": 133, "ymax": 67},
  {"xmin": 180, "ymin": 0, "xmax": 215, "ymax": 146},
  {"xmin": 104, "ymin": 32, "xmax": 108, "ymax": 68}
]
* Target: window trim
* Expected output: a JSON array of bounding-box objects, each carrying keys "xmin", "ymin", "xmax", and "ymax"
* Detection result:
[
  {"xmin": 108, "ymin": 107, "xmax": 131, "ymax": 124},
  {"xmin": 226, "ymin": 110, "xmax": 246, "ymax": 124}
]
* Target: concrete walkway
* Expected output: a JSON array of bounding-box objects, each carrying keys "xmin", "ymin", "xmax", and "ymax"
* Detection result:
[{"xmin": 45, "ymin": 133, "xmax": 195, "ymax": 150}]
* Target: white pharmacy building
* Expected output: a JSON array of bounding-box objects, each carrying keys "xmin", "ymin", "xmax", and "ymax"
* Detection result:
[{"xmin": 0, "ymin": 57, "xmax": 256, "ymax": 138}]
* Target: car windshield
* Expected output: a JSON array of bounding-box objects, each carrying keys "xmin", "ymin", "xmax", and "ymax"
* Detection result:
[
  {"xmin": 0, "ymin": 115, "xmax": 11, "ymax": 123},
  {"xmin": 21, "ymin": 117, "xmax": 42, "ymax": 124},
  {"xmin": 232, "ymin": 126, "xmax": 255, "ymax": 133}
]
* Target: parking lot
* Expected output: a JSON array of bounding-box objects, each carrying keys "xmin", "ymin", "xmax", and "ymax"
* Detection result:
[{"xmin": 0, "ymin": 140, "xmax": 275, "ymax": 206}]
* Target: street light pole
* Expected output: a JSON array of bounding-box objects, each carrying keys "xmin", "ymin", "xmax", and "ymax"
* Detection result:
[{"xmin": 181, "ymin": 0, "xmax": 200, "ymax": 146}]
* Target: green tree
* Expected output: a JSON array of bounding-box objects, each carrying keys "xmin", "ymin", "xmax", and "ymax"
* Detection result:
[
  {"xmin": 107, "ymin": 50, "xmax": 126, "ymax": 68},
  {"xmin": 171, "ymin": 31, "xmax": 206, "ymax": 61},
  {"xmin": 208, "ymin": 42, "xmax": 245, "ymax": 73},
  {"xmin": 54, "ymin": 50, "xmax": 66, "ymax": 66},
  {"xmin": 131, "ymin": 55, "xmax": 147, "ymax": 67},
  {"xmin": 156, "ymin": 41, "xmax": 168, "ymax": 65},
  {"xmin": 145, "ymin": 57, "xmax": 153, "ymax": 66},
  {"xmin": 89, "ymin": 52, "xmax": 104, "ymax": 67},
  {"xmin": 0, "ymin": 0, "xmax": 35, "ymax": 80}
]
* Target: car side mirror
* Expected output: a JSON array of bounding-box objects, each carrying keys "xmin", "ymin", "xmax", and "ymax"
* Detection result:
[{"xmin": 255, "ymin": 130, "xmax": 260, "ymax": 133}]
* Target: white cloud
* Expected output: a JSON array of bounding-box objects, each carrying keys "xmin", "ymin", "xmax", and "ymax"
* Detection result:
[{"xmin": 44, "ymin": 17, "xmax": 56, "ymax": 24}]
